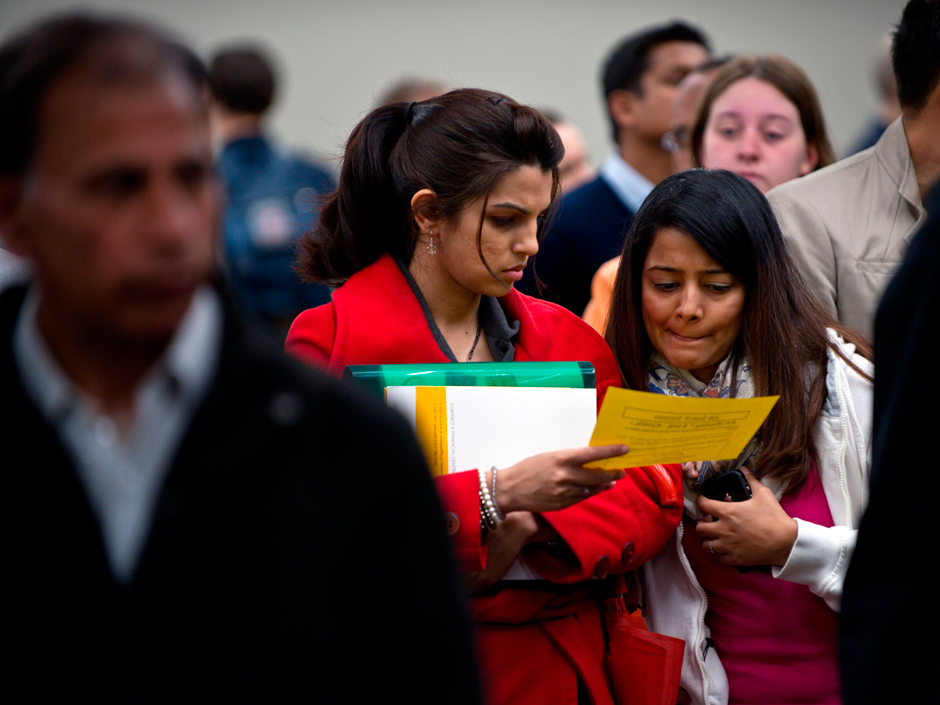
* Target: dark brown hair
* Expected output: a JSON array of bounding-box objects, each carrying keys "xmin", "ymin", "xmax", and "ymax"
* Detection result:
[
  {"xmin": 208, "ymin": 46, "xmax": 276, "ymax": 115},
  {"xmin": 691, "ymin": 54, "xmax": 835, "ymax": 172},
  {"xmin": 602, "ymin": 21, "xmax": 711, "ymax": 142},
  {"xmin": 893, "ymin": 0, "xmax": 940, "ymax": 111},
  {"xmin": 297, "ymin": 88, "xmax": 564, "ymax": 286},
  {"xmin": 606, "ymin": 169, "xmax": 871, "ymax": 493},
  {"xmin": 0, "ymin": 13, "xmax": 204, "ymax": 177}
]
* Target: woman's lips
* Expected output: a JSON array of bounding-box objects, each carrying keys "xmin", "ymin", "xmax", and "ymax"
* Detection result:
[
  {"xmin": 667, "ymin": 330, "xmax": 703, "ymax": 342},
  {"xmin": 503, "ymin": 266, "xmax": 525, "ymax": 282}
]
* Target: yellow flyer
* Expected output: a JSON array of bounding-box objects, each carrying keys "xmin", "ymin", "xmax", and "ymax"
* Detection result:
[{"xmin": 585, "ymin": 388, "xmax": 779, "ymax": 469}]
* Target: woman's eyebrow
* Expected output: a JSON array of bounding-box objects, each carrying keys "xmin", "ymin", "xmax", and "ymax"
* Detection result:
[
  {"xmin": 490, "ymin": 201, "xmax": 529, "ymax": 214},
  {"xmin": 646, "ymin": 265, "xmax": 729, "ymax": 274}
]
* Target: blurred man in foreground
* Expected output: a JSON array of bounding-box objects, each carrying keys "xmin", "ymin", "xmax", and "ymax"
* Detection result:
[{"xmin": 0, "ymin": 13, "xmax": 480, "ymax": 702}]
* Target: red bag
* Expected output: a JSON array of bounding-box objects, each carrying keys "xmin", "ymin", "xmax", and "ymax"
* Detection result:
[{"xmin": 603, "ymin": 577, "xmax": 684, "ymax": 705}]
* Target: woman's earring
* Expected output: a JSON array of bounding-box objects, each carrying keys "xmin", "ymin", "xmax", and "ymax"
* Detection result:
[{"xmin": 426, "ymin": 231, "xmax": 437, "ymax": 256}]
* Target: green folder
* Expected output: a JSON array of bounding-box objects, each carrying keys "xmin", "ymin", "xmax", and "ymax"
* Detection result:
[{"xmin": 343, "ymin": 361, "xmax": 595, "ymax": 399}]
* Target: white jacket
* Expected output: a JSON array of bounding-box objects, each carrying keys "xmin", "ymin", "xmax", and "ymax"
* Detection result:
[{"xmin": 641, "ymin": 333, "xmax": 873, "ymax": 705}]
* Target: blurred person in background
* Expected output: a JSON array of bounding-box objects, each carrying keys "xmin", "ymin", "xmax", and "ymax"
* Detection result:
[
  {"xmin": 661, "ymin": 56, "xmax": 731, "ymax": 174},
  {"xmin": 518, "ymin": 21, "xmax": 710, "ymax": 316},
  {"xmin": 0, "ymin": 14, "xmax": 481, "ymax": 702},
  {"xmin": 378, "ymin": 76, "xmax": 447, "ymax": 105},
  {"xmin": 581, "ymin": 54, "xmax": 729, "ymax": 335},
  {"xmin": 209, "ymin": 46, "xmax": 334, "ymax": 338},
  {"xmin": 542, "ymin": 109, "xmax": 596, "ymax": 193},
  {"xmin": 847, "ymin": 33, "xmax": 901, "ymax": 156},
  {"xmin": 582, "ymin": 56, "xmax": 732, "ymax": 336},
  {"xmin": 768, "ymin": 0, "xmax": 940, "ymax": 340},
  {"xmin": 691, "ymin": 54, "xmax": 835, "ymax": 195}
]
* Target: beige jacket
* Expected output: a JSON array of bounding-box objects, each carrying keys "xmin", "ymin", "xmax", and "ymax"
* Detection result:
[{"xmin": 768, "ymin": 118, "xmax": 926, "ymax": 340}]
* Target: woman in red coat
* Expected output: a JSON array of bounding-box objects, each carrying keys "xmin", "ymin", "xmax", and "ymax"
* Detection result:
[{"xmin": 286, "ymin": 89, "xmax": 682, "ymax": 705}]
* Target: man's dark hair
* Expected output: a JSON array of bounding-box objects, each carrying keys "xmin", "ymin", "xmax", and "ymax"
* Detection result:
[
  {"xmin": 0, "ymin": 13, "xmax": 204, "ymax": 177},
  {"xmin": 208, "ymin": 48, "xmax": 276, "ymax": 115},
  {"xmin": 892, "ymin": 0, "xmax": 940, "ymax": 111},
  {"xmin": 601, "ymin": 21, "xmax": 710, "ymax": 142}
]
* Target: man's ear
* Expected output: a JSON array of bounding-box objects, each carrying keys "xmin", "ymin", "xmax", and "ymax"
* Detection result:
[
  {"xmin": 0, "ymin": 176, "xmax": 30, "ymax": 257},
  {"xmin": 607, "ymin": 89, "xmax": 638, "ymax": 132},
  {"xmin": 410, "ymin": 188, "xmax": 439, "ymax": 234}
]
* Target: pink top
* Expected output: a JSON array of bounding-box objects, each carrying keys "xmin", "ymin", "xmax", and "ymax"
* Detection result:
[{"xmin": 683, "ymin": 468, "xmax": 841, "ymax": 705}]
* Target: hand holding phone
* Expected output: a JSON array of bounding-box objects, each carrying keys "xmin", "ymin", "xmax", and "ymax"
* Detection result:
[{"xmin": 698, "ymin": 469, "xmax": 762, "ymax": 573}]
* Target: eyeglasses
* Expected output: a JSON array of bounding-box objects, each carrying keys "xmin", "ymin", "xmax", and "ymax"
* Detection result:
[{"xmin": 661, "ymin": 126, "xmax": 690, "ymax": 153}]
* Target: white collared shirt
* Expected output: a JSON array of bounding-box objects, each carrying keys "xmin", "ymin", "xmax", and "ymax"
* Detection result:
[
  {"xmin": 598, "ymin": 151, "xmax": 655, "ymax": 214},
  {"xmin": 13, "ymin": 285, "xmax": 223, "ymax": 582}
]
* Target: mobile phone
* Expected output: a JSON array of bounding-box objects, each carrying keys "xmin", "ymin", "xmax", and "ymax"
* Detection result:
[
  {"xmin": 699, "ymin": 469, "xmax": 763, "ymax": 574},
  {"xmin": 700, "ymin": 469, "xmax": 752, "ymax": 502}
]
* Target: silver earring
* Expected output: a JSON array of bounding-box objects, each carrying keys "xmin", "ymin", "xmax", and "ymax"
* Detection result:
[{"xmin": 426, "ymin": 232, "xmax": 437, "ymax": 256}]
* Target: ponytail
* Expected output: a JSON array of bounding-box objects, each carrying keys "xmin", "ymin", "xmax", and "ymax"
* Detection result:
[{"xmin": 298, "ymin": 102, "xmax": 414, "ymax": 284}]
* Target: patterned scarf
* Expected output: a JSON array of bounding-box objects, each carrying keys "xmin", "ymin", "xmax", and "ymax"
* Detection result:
[{"xmin": 648, "ymin": 352, "xmax": 760, "ymax": 488}]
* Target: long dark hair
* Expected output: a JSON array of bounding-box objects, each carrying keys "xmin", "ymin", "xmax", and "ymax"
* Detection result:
[
  {"xmin": 297, "ymin": 88, "xmax": 564, "ymax": 285},
  {"xmin": 606, "ymin": 169, "xmax": 871, "ymax": 492}
]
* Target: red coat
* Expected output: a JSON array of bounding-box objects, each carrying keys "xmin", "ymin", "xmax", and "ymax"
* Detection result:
[{"xmin": 287, "ymin": 254, "xmax": 682, "ymax": 705}]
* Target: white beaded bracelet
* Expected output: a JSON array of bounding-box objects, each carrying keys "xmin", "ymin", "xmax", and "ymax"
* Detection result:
[
  {"xmin": 478, "ymin": 467, "xmax": 502, "ymax": 530},
  {"xmin": 491, "ymin": 466, "xmax": 505, "ymax": 522}
]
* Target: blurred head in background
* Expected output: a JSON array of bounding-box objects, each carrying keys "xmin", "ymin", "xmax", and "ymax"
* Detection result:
[
  {"xmin": 208, "ymin": 46, "xmax": 277, "ymax": 144},
  {"xmin": 542, "ymin": 109, "xmax": 595, "ymax": 193},
  {"xmin": 661, "ymin": 56, "xmax": 731, "ymax": 174},
  {"xmin": 378, "ymin": 77, "xmax": 447, "ymax": 106},
  {"xmin": 692, "ymin": 54, "xmax": 834, "ymax": 193},
  {"xmin": 602, "ymin": 21, "xmax": 711, "ymax": 184}
]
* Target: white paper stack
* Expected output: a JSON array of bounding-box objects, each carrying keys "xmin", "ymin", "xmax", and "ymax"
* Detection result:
[
  {"xmin": 386, "ymin": 385, "xmax": 598, "ymax": 580},
  {"xmin": 386, "ymin": 385, "xmax": 597, "ymax": 476}
]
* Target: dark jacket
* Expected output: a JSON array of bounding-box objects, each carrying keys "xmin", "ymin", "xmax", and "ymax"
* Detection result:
[
  {"xmin": 518, "ymin": 175, "xmax": 634, "ymax": 316},
  {"xmin": 839, "ymin": 185, "xmax": 940, "ymax": 705},
  {"xmin": 3, "ymin": 284, "xmax": 480, "ymax": 704},
  {"xmin": 218, "ymin": 135, "xmax": 335, "ymax": 323}
]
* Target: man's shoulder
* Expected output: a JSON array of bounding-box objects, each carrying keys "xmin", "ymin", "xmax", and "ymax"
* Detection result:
[
  {"xmin": 216, "ymin": 318, "xmax": 385, "ymax": 416},
  {"xmin": 770, "ymin": 150, "xmax": 872, "ymax": 200},
  {"xmin": 554, "ymin": 176, "xmax": 629, "ymax": 226},
  {"xmin": 767, "ymin": 135, "xmax": 901, "ymax": 216},
  {"xmin": 0, "ymin": 284, "xmax": 27, "ymax": 370},
  {"xmin": 208, "ymin": 317, "xmax": 416, "ymax": 461},
  {"xmin": 545, "ymin": 175, "xmax": 633, "ymax": 252},
  {"xmin": 219, "ymin": 136, "xmax": 334, "ymax": 194}
]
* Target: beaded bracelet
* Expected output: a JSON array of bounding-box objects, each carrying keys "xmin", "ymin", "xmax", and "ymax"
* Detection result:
[
  {"xmin": 491, "ymin": 466, "xmax": 505, "ymax": 522},
  {"xmin": 478, "ymin": 467, "xmax": 502, "ymax": 530}
]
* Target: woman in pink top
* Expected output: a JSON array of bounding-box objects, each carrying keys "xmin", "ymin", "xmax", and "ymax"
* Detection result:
[{"xmin": 605, "ymin": 168, "xmax": 874, "ymax": 705}]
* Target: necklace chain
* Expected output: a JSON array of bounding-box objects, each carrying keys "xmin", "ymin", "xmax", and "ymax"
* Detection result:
[{"xmin": 466, "ymin": 323, "xmax": 483, "ymax": 362}]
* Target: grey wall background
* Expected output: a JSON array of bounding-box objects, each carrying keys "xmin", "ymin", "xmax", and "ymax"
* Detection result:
[{"xmin": 0, "ymin": 0, "xmax": 907, "ymax": 171}]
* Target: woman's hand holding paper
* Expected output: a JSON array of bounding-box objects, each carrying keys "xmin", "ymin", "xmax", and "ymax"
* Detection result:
[{"xmin": 493, "ymin": 445, "xmax": 628, "ymax": 514}]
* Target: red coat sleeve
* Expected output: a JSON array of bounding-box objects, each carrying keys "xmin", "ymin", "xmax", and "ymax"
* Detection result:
[
  {"xmin": 434, "ymin": 471, "xmax": 485, "ymax": 574},
  {"xmin": 524, "ymin": 463, "xmax": 682, "ymax": 582},
  {"xmin": 285, "ymin": 304, "xmax": 336, "ymax": 369},
  {"xmin": 511, "ymin": 304, "xmax": 684, "ymax": 583}
]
